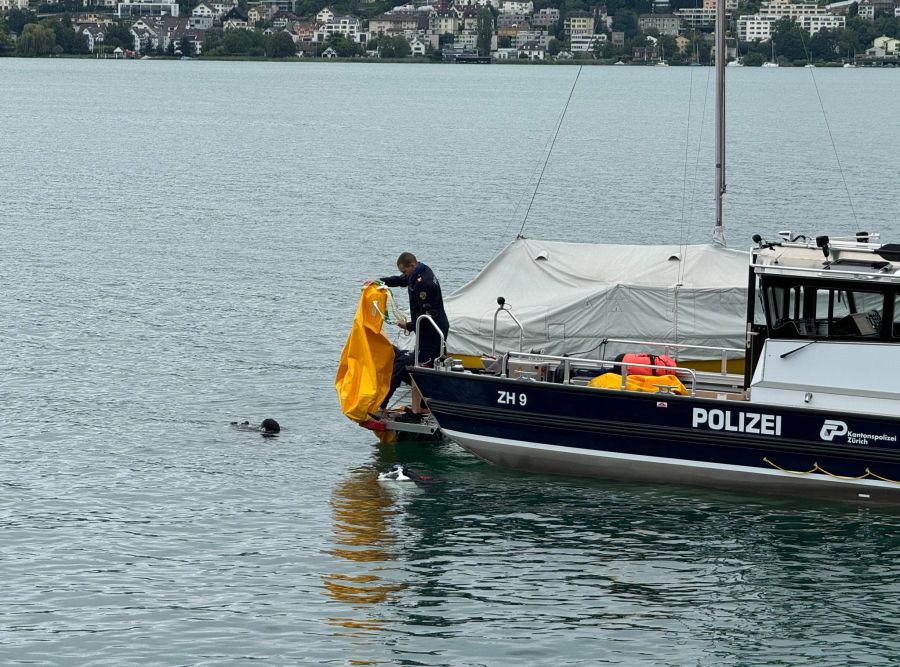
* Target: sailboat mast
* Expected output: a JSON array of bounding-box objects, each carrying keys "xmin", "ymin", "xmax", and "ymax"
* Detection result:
[{"xmin": 713, "ymin": 0, "xmax": 726, "ymax": 246}]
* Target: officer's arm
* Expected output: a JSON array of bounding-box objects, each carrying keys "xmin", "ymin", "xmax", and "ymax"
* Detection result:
[{"xmin": 381, "ymin": 274, "xmax": 409, "ymax": 288}]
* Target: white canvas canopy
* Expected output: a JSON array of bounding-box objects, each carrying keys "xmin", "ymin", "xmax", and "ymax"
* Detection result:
[{"xmin": 444, "ymin": 237, "xmax": 750, "ymax": 361}]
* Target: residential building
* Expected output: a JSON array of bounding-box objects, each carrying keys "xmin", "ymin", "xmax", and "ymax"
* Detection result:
[
  {"xmin": 409, "ymin": 35, "xmax": 427, "ymax": 54},
  {"xmin": 497, "ymin": 11, "xmax": 529, "ymax": 28},
  {"xmin": 248, "ymin": 6, "xmax": 270, "ymax": 24},
  {"xmin": 794, "ymin": 14, "xmax": 845, "ymax": 34},
  {"xmin": 315, "ymin": 15, "xmax": 365, "ymax": 42},
  {"xmin": 259, "ymin": 0, "xmax": 292, "ymax": 12},
  {"xmin": 872, "ymin": 34, "xmax": 898, "ymax": 53},
  {"xmin": 189, "ymin": 14, "xmax": 213, "ymax": 28},
  {"xmin": 675, "ymin": 7, "xmax": 721, "ymax": 29},
  {"xmin": 736, "ymin": 15, "xmax": 775, "ymax": 41},
  {"xmin": 209, "ymin": 0, "xmax": 237, "ymax": 17},
  {"xmin": 316, "ymin": 7, "xmax": 335, "ymax": 23},
  {"xmin": 512, "ymin": 29, "xmax": 549, "ymax": 47},
  {"xmin": 191, "ymin": 2, "xmax": 215, "ymax": 19},
  {"xmin": 222, "ymin": 5, "xmax": 250, "ymax": 29},
  {"xmin": 82, "ymin": 24, "xmax": 105, "ymax": 51},
  {"xmin": 429, "ymin": 10, "xmax": 458, "ymax": 34},
  {"xmin": 0, "ymin": 0, "xmax": 29, "ymax": 10},
  {"xmin": 370, "ymin": 11, "xmax": 420, "ymax": 35},
  {"xmin": 638, "ymin": 13, "xmax": 681, "ymax": 35},
  {"xmin": 737, "ymin": 6, "xmax": 844, "ymax": 41},
  {"xmin": 633, "ymin": 43, "xmax": 659, "ymax": 61},
  {"xmin": 701, "ymin": 0, "xmax": 738, "ymax": 9},
  {"xmin": 857, "ymin": 0, "xmax": 897, "ymax": 18},
  {"xmin": 758, "ymin": 0, "xmax": 830, "ymax": 19},
  {"xmin": 531, "ymin": 7, "xmax": 559, "ymax": 27},
  {"xmin": 493, "ymin": 46, "xmax": 518, "ymax": 59},
  {"xmin": 518, "ymin": 40, "xmax": 544, "ymax": 59},
  {"xmin": 570, "ymin": 32, "xmax": 606, "ymax": 52},
  {"xmin": 824, "ymin": 0, "xmax": 856, "ymax": 13},
  {"xmin": 272, "ymin": 10, "xmax": 300, "ymax": 27},
  {"xmin": 501, "ymin": 0, "xmax": 533, "ymax": 12},
  {"xmin": 118, "ymin": 0, "xmax": 179, "ymax": 18},
  {"xmin": 564, "ymin": 10, "xmax": 593, "ymax": 36}
]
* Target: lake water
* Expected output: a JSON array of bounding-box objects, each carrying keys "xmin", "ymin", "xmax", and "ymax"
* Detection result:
[{"xmin": 2, "ymin": 59, "xmax": 900, "ymax": 665}]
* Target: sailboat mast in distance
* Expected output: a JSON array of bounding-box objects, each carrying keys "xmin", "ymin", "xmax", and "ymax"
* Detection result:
[{"xmin": 713, "ymin": 0, "xmax": 726, "ymax": 246}]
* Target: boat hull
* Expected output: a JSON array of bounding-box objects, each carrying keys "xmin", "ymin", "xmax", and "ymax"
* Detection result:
[{"xmin": 411, "ymin": 369, "xmax": 900, "ymax": 503}]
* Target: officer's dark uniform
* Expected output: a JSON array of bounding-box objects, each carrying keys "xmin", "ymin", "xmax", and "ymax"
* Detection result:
[
  {"xmin": 382, "ymin": 262, "xmax": 450, "ymax": 366},
  {"xmin": 379, "ymin": 262, "xmax": 450, "ymax": 409}
]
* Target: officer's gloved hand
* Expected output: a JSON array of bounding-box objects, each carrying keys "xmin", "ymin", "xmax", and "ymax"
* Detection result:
[{"xmin": 397, "ymin": 318, "xmax": 408, "ymax": 330}]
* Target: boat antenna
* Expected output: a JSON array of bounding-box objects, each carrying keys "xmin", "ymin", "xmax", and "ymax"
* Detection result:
[
  {"xmin": 712, "ymin": 0, "xmax": 726, "ymax": 247},
  {"xmin": 518, "ymin": 66, "xmax": 583, "ymax": 238}
]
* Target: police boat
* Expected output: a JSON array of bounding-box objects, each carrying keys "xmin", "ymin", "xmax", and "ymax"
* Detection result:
[{"xmin": 409, "ymin": 233, "xmax": 900, "ymax": 503}]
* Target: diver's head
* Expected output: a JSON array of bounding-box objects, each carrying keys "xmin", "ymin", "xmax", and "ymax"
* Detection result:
[{"xmin": 261, "ymin": 418, "xmax": 280, "ymax": 434}]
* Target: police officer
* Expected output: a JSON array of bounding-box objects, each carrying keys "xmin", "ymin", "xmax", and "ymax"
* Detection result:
[{"xmin": 379, "ymin": 252, "xmax": 450, "ymax": 414}]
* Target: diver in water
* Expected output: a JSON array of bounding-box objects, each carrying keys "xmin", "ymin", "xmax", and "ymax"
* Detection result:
[{"xmin": 230, "ymin": 418, "xmax": 281, "ymax": 435}]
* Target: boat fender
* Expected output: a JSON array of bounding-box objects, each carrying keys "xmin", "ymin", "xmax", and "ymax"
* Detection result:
[{"xmin": 615, "ymin": 353, "xmax": 676, "ymax": 377}]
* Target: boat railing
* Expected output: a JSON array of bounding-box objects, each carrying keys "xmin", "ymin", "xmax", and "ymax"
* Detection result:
[
  {"xmin": 414, "ymin": 314, "xmax": 447, "ymax": 367},
  {"xmin": 502, "ymin": 350, "xmax": 701, "ymax": 397},
  {"xmin": 751, "ymin": 262, "xmax": 897, "ymax": 280},
  {"xmin": 598, "ymin": 338, "xmax": 744, "ymax": 375},
  {"xmin": 491, "ymin": 297, "xmax": 525, "ymax": 356}
]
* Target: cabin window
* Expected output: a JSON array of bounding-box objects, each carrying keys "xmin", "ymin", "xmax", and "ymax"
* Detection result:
[
  {"xmin": 894, "ymin": 294, "xmax": 900, "ymax": 339},
  {"xmin": 763, "ymin": 281, "xmax": 885, "ymax": 339}
]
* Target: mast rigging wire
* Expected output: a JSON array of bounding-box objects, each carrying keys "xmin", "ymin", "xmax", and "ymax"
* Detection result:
[
  {"xmin": 796, "ymin": 30, "xmax": 860, "ymax": 228},
  {"xmin": 517, "ymin": 66, "xmax": 583, "ymax": 238}
]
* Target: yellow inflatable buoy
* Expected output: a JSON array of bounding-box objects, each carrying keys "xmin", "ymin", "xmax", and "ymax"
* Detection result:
[{"xmin": 335, "ymin": 284, "xmax": 396, "ymax": 423}]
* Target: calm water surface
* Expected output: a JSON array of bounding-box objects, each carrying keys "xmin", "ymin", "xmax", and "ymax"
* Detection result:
[{"xmin": 2, "ymin": 59, "xmax": 900, "ymax": 665}]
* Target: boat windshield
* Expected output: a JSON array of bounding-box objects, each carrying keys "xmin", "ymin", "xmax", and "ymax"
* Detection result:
[{"xmin": 762, "ymin": 278, "xmax": 888, "ymax": 339}]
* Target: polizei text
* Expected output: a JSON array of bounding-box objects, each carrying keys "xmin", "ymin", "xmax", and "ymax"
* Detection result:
[{"xmin": 692, "ymin": 408, "xmax": 782, "ymax": 436}]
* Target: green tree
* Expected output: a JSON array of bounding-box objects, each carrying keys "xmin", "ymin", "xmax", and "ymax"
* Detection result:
[
  {"xmin": 0, "ymin": 22, "xmax": 11, "ymax": 55},
  {"xmin": 390, "ymin": 35, "xmax": 410, "ymax": 58},
  {"xmin": 44, "ymin": 16, "xmax": 88, "ymax": 53},
  {"xmin": 547, "ymin": 37, "xmax": 561, "ymax": 55},
  {"xmin": 203, "ymin": 28, "xmax": 224, "ymax": 55},
  {"xmin": 104, "ymin": 21, "xmax": 134, "ymax": 49},
  {"xmin": 222, "ymin": 28, "xmax": 265, "ymax": 55},
  {"xmin": 178, "ymin": 0, "xmax": 199, "ymax": 16},
  {"xmin": 327, "ymin": 33, "xmax": 360, "ymax": 57},
  {"xmin": 742, "ymin": 51, "xmax": 764, "ymax": 66},
  {"xmin": 808, "ymin": 27, "xmax": 839, "ymax": 61},
  {"xmin": 770, "ymin": 17, "xmax": 806, "ymax": 61},
  {"xmin": 16, "ymin": 22, "xmax": 55, "ymax": 56},
  {"xmin": 476, "ymin": 7, "xmax": 493, "ymax": 56},
  {"xmin": 268, "ymin": 31, "xmax": 296, "ymax": 57},
  {"xmin": 612, "ymin": 9, "xmax": 639, "ymax": 40},
  {"xmin": 6, "ymin": 9, "xmax": 37, "ymax": 34}
]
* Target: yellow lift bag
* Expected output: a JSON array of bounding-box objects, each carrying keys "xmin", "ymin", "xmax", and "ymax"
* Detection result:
[
  {"xmin": 588, "ymin": 373, "xmax": 687, "ymax": 396},
  {"xmin": 335, "ymin": 285, "xmax": 396, "ymax": 422}
]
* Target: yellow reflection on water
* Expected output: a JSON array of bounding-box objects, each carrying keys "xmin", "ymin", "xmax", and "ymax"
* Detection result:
[{"xmin": 323, "ymin": 465, "xmax": 409, "ymax": 632}]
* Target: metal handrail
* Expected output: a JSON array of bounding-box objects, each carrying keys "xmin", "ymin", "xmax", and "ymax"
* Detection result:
[
  {"xmin": 491, "ymin": 300, "xmax": 525, "ymax": 356},
  {"xmin": 504, "ymin": 350, "xmax": 700, "ymax": 397},
  {"xmin": 414, "ymin": 314, "xmax": 447, "ymax": 366},
  {"xmin": 598, "ymin": 338, "xmax": 744, "ymax": 376}
]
